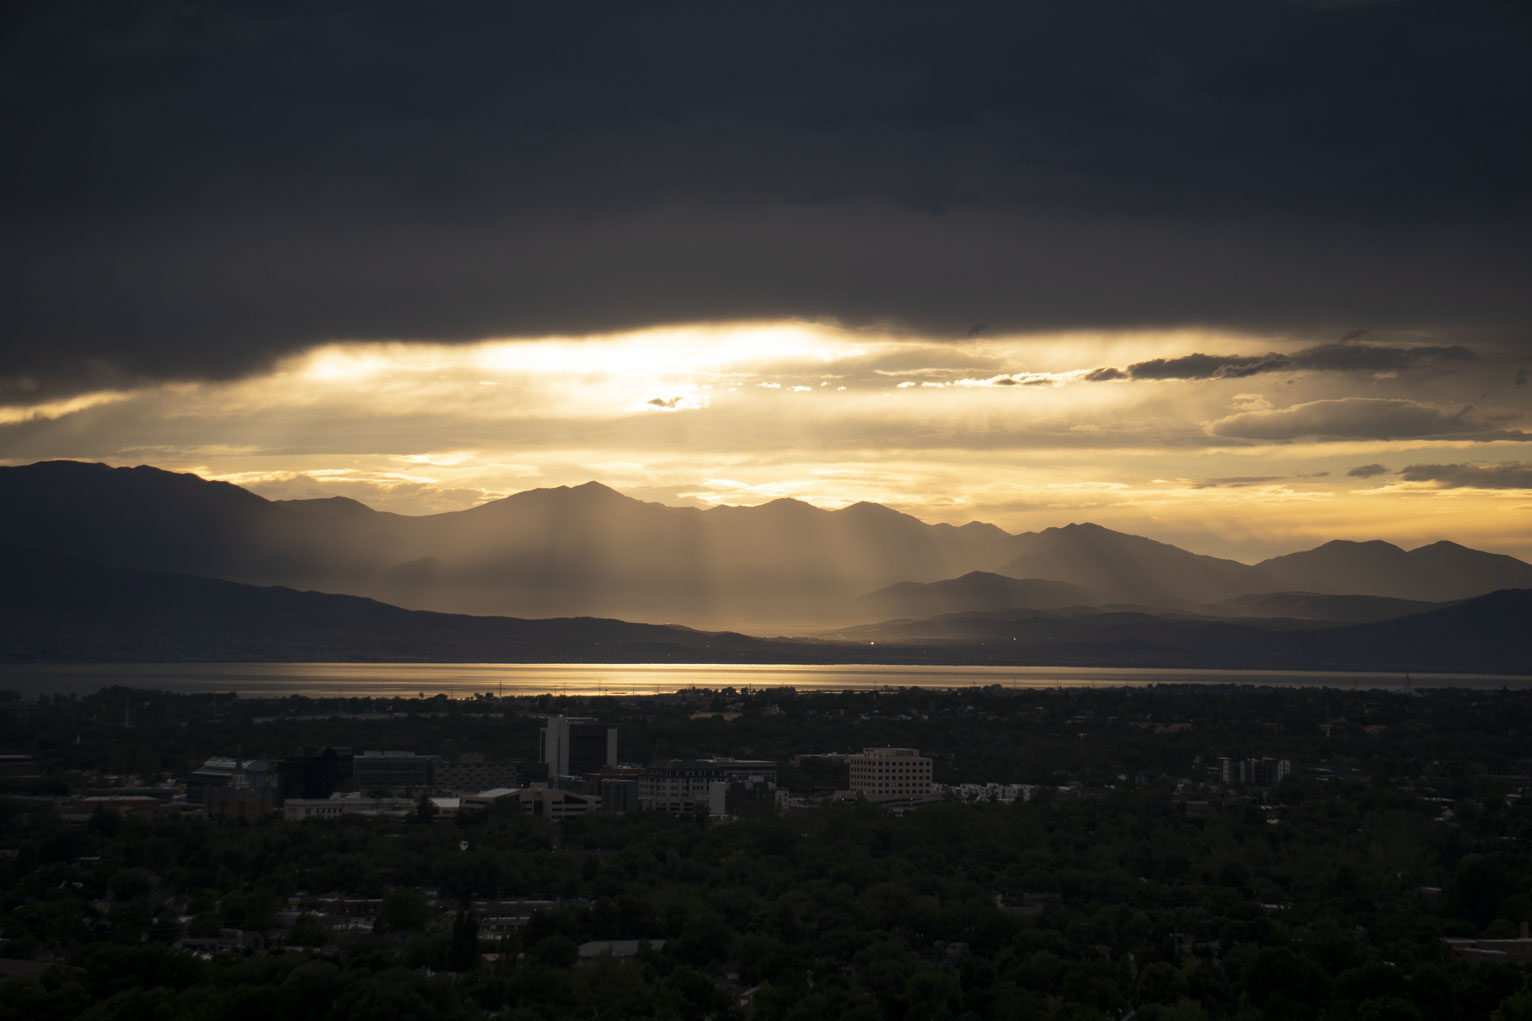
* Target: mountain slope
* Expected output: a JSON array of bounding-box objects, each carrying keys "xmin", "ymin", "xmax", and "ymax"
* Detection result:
[
  {"xmin": 835, "ymin": 591, "xmax": 1532, "ymax": 674},
  {"xmin": 0, "ymin": 544, "xmax": 770, "ymax": 663},
  {"xmin": 1215, "ymin": 591, "xmax": 1443, "ymax": 624},
  {"xmin": 0, "ymin": 462, "xmax": 1016, "ymax": 627},
  {"xmin": 3, "ymin": 461, "xmax": 1528, "ymax": 634},
  {"xmin": 1256, "ymin": 540, "xmax": 1532, "ymax": 601},
  {"xmin": 856, "ymin": 572, "xmax": 1099, "ymax": 621},
  {"xmin": 997, "ymin": 522, "xmax": 1275, "ymax": 605}
]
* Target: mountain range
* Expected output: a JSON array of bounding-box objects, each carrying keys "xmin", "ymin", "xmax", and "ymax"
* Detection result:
[{"xmin": 2, "ymin": 461, "xmax": 1531, "ymax": 641}]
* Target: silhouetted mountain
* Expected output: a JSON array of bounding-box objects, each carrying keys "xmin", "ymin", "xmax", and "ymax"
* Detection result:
[
  {"xmin": 1215, "ymin": 591, "xmax": 1443, "ymax": 624},
  {"xmin": 271, "ymin": 495, "xmax": 385, "ymax": 519},
  {"xmin": 997, "ymin": 523, "xmax": 1275, "ymax": 605},
  {"xmin": 1295, "ymin": 590, "xmax": 1532, "ymax": 674},
  {"xmin": 3, "ymin": 461, "xmax": 1528, "ymax": 637},
  {"xmin": 857, "ymin": 572, "xmax": 1099, "ymax": 620},
  {"xmin": 834, "ymin": 590, "xmax": 1532, "ymax": 674},
  {"xmin": 1255, "ymin": 540, "xmax": 1532, "ymax": 602},
  {"xmin": 0, "ymin": 544, "xmax": 772, "ymax": 663},
  {"xmin": 0, "ymin": 461, "xmax": 406, "ymax": 590},
  {"xmin": 0, "ymin": 462, "xmax": 1015, "ymax": 627}
]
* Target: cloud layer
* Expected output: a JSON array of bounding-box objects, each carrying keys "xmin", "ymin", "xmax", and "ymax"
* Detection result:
[
  {"xmin": 1092, "ymin": 342, "xmax": 1479, "ymax": 382},
  {"xmin": 2, "ymin": 1, "xmax": 1530, "ymax": 397},
  {"xmin": 1206, "ymin": 398, "xmax": 1525, "ymax": 442},
  {"xmin": 1397, "ymin": 462, "xmax": 1532, "ymax": 490}
]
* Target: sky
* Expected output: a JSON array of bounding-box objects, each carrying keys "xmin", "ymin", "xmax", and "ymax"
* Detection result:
[{"xmin": 2, "ymin": 0, "xmax": 1530, "ymax": 563}]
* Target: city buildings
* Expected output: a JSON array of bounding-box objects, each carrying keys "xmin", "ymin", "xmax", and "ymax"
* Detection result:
[{"xmin": 1218, "ymin": 756, "xmax": 1292, "ymax": 788}]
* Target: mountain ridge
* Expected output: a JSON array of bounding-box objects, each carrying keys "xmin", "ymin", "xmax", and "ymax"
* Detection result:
[{"xmin": 2, "ymin": 460, "xmax": 1528, "ymax": 629}]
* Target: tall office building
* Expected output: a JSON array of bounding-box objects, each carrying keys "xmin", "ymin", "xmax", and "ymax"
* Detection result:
[{"xmin": 540, "ymin": 716, "xmax": 617, "ymax": 777}]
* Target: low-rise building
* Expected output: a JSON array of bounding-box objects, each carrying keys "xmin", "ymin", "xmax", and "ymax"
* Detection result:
[
  {"xmin": 186, "ymin": 756, "xmax": 269, "ymax": 805},
  {"xmin": 435, "ymin": 754, "xmax": 520, "ymax": 793},
  {"xmin": 515, "ymin": 787, "xmax": 601, "ymax": 820},
  {"xmin": 353, "ymin": 750, "xmax": 436, "ymax": 791},
  {"xmin": 461, "ymin": 787, "xmax": 521, "ymax": 811},
  {"xmin": 283, "ymin": 794, "xmax": 416, "ymax": 821}
]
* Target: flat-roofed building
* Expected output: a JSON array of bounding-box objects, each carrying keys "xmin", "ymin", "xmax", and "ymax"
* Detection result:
[
  {"xmin": 461, "ymin": 787, "xmax": 521, "ymax": 811},
  {"xmin": 435, "ymin": 754, "xmax": 519, "ymax": 793},
  {"xmin": 278, "ymin": 747, "xmax": 353, "ymax": 802},
  {"xmin": 353, "ymin": 750, "xmax": 436, "ymax": 791},
  {"xmin": 598, "ymin": 776, "xmax": 641, "ymax": 814},
  {"xmin": 640, "ymin": 758, "xmax": 777, "ymax": 816},
  {"xmin": 283, "ymin": 794, "xmax": 416, "ymax": 821},
  {"xmin": 516, "ymin": 787, "xmax": 601, "ymax": 820},
  {"xmin": 186, "ymin": 757, "xmax": 269, "ymax": 804},
  {"xmin": 541, "ymin": 716, "xmax": 617, "ymax": 777},
  {"xmin": 849, "ymin": 747, "xmax": 933, "ymax": 801}
]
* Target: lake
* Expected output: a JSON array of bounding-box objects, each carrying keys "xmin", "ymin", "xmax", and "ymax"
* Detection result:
[{"xmin": 0, "ymin": 662, "xmax": 1527, "ymax": 698}]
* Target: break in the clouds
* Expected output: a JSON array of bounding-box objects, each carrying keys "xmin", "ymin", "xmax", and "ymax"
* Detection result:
[
  {"xmin": 1397, "ymin": 462, "xmax": 1532, "ymax": 490},
  {"xmin": 1206, "ymin": 398, "xmax": 1527, "ymax": 443},
  {"xmin": 3, "ymin": 1, "xmax": 1532, "ymax": 399},
  {"xmin": 3, "ymin": 325, "xmax": 1531, "ymax": 562}
]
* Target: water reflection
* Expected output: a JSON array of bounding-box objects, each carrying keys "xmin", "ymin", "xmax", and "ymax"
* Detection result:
[{"xmin": 0, "ymin": 662, "xmax": 1526, "ymax": 698}]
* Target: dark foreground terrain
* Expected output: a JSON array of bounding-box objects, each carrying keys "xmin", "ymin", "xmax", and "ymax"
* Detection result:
[{"xmin": 4, "ymin": 684, "xmax": 1532, "ymax": 1019}]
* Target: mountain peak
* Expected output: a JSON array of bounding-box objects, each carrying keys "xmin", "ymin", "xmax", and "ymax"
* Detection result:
[
  {"xmin": 1410, "ymin": 539, "xmax": 1468, "ymax": 553},
  {"xmin": 1050, "ymin": 522, "xmax": 1119, "ymax": 537},
  {"xmin": 275, "ymin": 495, "xmax": 377, "ymax": 516},
  {"xmin": 1315, "ymin": 539, "xmax": 1404, "ymax": 553},
  {"xmin": 758, "ymin": 497, "xmax": 817, "ymax": 511},
  {"xmin": 837, "ymin": 500, "xmax": 908, "ymax": 520}
]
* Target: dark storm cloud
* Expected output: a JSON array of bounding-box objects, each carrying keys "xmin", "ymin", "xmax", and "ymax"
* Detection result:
[
  {"xmin": 1347, "ymin": 463, "xmax": 1390, "ymax": 478},
  {"xmin": 1206, "ymin": 398, "xmax": 1528, "ymax": 442},
  {"xmin": 3, "ymin": 0, "xmax": 1531, "ymax": 397},
  {"xmin": 1397, "ymin": 462, "xmax": 1532, "ymax": 489},
  {"xmin": 1125, "ymin": 353, "xmax": 1292, "ymax": 380},
  {"xmin": 1095, "ymin": 341, "xmax": 1480, "ymax": 382}
]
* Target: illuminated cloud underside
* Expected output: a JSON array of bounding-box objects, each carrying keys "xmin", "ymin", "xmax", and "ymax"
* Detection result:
[{"xmin": 1, "ymin": 323, "xmax": 1528, "ymax": 562}]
